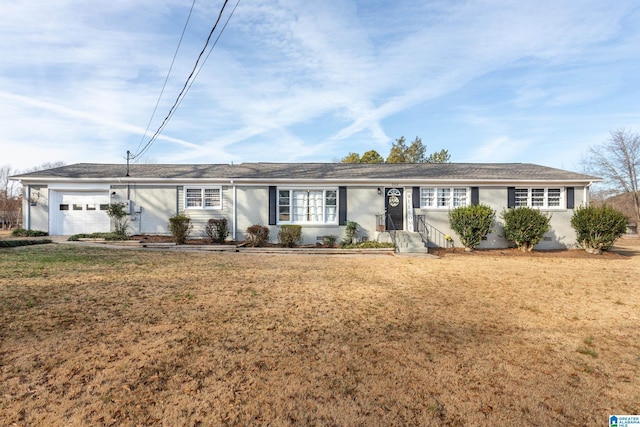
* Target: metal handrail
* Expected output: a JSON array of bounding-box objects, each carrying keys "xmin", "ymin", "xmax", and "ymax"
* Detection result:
[
  {"xmin": 414, "ymin": 215, "xmax": 452, "ymax": 248},
  {"xmin": 386, "ymin": 214, "xmax": 399, "ymax": 252},
  {"xmin": 376, "ymin": 213, "xmax": 399, "ymax": 252}
]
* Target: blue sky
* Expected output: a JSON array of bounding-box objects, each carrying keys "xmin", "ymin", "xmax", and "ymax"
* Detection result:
[{"xmin": 1, "ymin": 0, "xmax": 639, "ymax": 172}]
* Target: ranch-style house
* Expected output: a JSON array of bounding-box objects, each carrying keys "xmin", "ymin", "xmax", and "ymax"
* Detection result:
[{"xmin": 11, "ymin": 162, "xmax": 600, "ymax": 250}]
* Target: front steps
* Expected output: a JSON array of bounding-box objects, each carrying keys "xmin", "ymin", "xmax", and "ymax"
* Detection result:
[{"xmin": 385, "ymin": 231, "xmax": 429, "ymax": 254}]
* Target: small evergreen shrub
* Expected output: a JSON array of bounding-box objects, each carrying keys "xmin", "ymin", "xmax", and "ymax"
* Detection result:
[
  {"xmin": 571, "ymin": 205, "xmax": 627, "ymax": 254},
  {"xmin": 246, "ymin": 224, "xmax": 269, "ymax": 247},
  {"xmin": 205, "ymin": 218, "xmax": 230, "ymax": 244},
  {"xmin": 448, "ymin": 204, "xmax": 495, "ymax": 251},
  {"xmin": 322, "ymin": 235, "xmax": 338, "ymax": 247},
  {"xmin": 278, "ymin": 225, "xmax": 302, "ymax": 247},
  {"xmin": 342, "ymin": 221, "xmax": 359, "ymax": 245},
  {"xmin": 168, "ymin": 213, "xmax": 192, "ymax": 244},
  {"xmin": 10, "ymin": 228, "xmax": 48, "ymax": 237},
  {"xmin": 501, "ymin": 207, "xmax": 552, "ymax": 252}
]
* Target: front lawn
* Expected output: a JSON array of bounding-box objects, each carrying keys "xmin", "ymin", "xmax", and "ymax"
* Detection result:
[{"xmin": 1, "ymin": 242, "xmax": 638, "ymax": 425}]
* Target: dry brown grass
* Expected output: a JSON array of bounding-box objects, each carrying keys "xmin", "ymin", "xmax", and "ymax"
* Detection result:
[{"xmin": 1, "ymin": 239, "xmax": 639, "ymax": 426}]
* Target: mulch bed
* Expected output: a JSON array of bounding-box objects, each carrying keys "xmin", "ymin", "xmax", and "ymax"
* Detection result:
[
  {"xmin": 130, "ymin": 235, "xmax": 639, "ymax": 258},
  {"xmin": 431, "ymin": 246, "xmax": 631, "ymax": 259}
]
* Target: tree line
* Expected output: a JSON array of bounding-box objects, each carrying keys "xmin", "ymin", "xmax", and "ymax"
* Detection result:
[{"xmin": 340, "ymin": 136, "xmax": 451, "ymax": 164}]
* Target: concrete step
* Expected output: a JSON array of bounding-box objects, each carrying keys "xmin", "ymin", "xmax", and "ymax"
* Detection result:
[{"xmin": 395, "ymin": 232, "xmax": 428, "ymax": 253}]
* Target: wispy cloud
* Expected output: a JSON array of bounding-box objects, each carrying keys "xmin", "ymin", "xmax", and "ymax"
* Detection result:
[{"xmin": 1, "ymin": 0, "xmax": 639, "ymax": 171}]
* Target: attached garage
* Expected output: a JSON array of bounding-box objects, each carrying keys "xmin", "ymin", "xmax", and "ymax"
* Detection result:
[{"xmin": 49, "ymin": 188, "xmax": 110, "ymax": 235}]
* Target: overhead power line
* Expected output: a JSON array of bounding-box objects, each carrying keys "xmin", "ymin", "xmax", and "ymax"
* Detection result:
[
  {"xmin": 133, "ymin": 0, "xmax": 198, "ymax": 158},
  {"xmin": 132, "ymin": 0, "xmax": 239, "ymax": 161}
]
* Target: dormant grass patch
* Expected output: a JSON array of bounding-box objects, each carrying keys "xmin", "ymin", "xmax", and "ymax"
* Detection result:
[{"xmin": 1, "ymin": 240, "xmax": 639, "ymax": 426}]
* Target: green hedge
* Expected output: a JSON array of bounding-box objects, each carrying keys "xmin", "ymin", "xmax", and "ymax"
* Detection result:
[
  {"xmin": 0, "ymin": 239, "xmax": 53, "ymax": 248},
  {"xmin": 448, "ymin": 204, "xmax": 495, "ymax": 251},
  {"xmin": 571, "ymin": 205, "xmax": 627, "ymax": 254},
  {"xmin": 68, "ymin": 232, "xmax": 129, "ymax": 241},
  {"xmin": 501, "ymin": 207, "xmax": 551, "ymax": 252},
  {"xmin": 10, "ymin": 228, "xmax": 49, "ymax": 237}
]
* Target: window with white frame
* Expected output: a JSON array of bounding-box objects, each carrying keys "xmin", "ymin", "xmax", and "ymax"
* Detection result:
[
  {"xmin": 514, "ymin": 188, "xmax": 562, "ymax": 209},
  {"xmin": 184, "ymin": 186, "xmax": 222, "ymax": 209},
  {"xmin": 278, "ymin": 188, "xmax": 337, "ymax": 224},
  {"xmin": 421, "ymin": 187, "xmax": 468, "ymax": 208}
]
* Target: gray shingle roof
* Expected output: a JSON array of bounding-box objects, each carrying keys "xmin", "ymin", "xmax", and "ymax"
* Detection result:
[{"xmin": 11, "ymin": 162, "xmax": 600, "ymax": 182}]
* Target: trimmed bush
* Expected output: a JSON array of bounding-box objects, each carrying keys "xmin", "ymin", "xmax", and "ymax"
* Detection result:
[
  {"xmin": 340, "ymin": 241, "xmax": 395, "ymax": 249},
  {"xmin": 168, "ymin": 213, "xmax": 192, "ymax": 244},
  {"xmin": 246, "ymin": 224, "xmax": 269, "ymax": 247},
  {"xmin": 205, "ymin": 218, "xmax": 230, "ymax": 244},
  {"xmin": 571, "ymin": 205, "xmax": 627, "ymax": 254},
  {"xmin": 501, "ymin": 207, "xmax": 552, "ymax": 252},
  {"xmin": 68, "ymin": 232, "xmax": 129, "ymax": 241},
  {"xmin": 278, "ymin": 225, "xmax": 302, "ymax": 248},
  {"xmin": 448, "ymin": 204, "xmax": 495, "ymax": 251},
  {"xmin": 0, "ymin": 239, "xmax": 52, "ymax": 248},
  {"xmin": 10, "ymin": 228, "xmax": 48, "ymax": 237}
]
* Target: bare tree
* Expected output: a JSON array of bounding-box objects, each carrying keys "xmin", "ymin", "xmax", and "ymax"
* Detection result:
[
  {"xmin": 22, "ymin": 161, "xmax": 66, "ymax": 173},
  {"xmin": 0, "ymin": 165, "xmax": 22, "ymax": 229},
  {"xmin": 585, "ymin": 129, "xmax": 640, "ymax": 222},
  {"xmin": 1, "ymin": 162, "xmax": 66, "ymax": 229}
]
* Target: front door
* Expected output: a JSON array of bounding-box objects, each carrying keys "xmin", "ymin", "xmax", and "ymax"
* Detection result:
[{"xmin": 385, "ymin": 188, "xmax": 403, "ymax": 230}]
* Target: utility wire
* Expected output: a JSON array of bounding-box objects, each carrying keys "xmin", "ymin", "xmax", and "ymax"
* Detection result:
[
  {"xmin": 133, "ymin": 0, "xmax": 233, "ymax": 160},
  {"xmin": 133, "ymin": 0, "xmax": 198, "ymax": 159},
  {"xmin": 167, "ymin": 0, "xmax": 241, "ymax": 123}
]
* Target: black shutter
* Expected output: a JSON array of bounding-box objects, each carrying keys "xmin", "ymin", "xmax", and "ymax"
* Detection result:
[
  {"xmin": 566, "ymin": 187, "xmax": 575, "ymax": 209},
  {"xmin": 507, "ymin": 187, "xmax": 516, "ymax": 208},
  {"xmin": 339, "ymin": 186, "xmax": 347, "ymax": 225},
  {"xmin": 412, "ymin": 187, "xmax": 420, "ymax": 209},
  {"xmin": 471, "ymin": 187, "xmax": 479, "ymax": 206},
  {"xmin": 268, "ymin": 186, "xmax": 277, "ymax": 225}
]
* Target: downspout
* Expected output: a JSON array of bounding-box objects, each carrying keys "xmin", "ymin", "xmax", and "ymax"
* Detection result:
[
  {"xmin": 231, "ymin": 180, "xmax": 237, "ymax": 240},
  {"xmin": 585, "ymin": 182, "xmax": 593, "ymax": 207},
  {"xmin": 25, "ymin": 183, "xmax": 30, "ymax": 230}
]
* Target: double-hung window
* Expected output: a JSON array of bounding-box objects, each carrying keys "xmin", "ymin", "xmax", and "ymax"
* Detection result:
[
  {"xmin": 420, "ymin": 187, "xmax": 468, "ymax": 209},
  {"xmin": 184, "ymin": 186, "xmax": 222, "ymax": 209},
  {"xmin": 278, "ymin": 188, "xmax": 338, "ymax": 224},
  {"xmin": 514, "ymin": 188, "xmax": 562, "ymax": 209}
]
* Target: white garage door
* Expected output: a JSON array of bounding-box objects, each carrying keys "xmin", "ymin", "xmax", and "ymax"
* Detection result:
[{"xmin": 50, "ymin": 191, "xmax": 110, "ymax": 235}]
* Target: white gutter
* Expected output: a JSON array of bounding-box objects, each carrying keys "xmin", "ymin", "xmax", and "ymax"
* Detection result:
[{"xmin": 16, "ymin": 177, "xmax": 603, "ymax": 185}]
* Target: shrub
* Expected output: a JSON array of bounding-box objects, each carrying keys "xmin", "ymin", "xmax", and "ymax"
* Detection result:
[
  {"xmin": 571, "ymin": 205, "xmax": 627, "ymax": 254},
  {"xmin": 448, "ymin": 204, "xmax": 495, "ymax": 251},
  {"xmin": 10, "ymin": 228, "xmax": 48, "ymax": 237},
  {"xmin": 501, "ymin": 207, "xmax": 552, "ymax": 252},
  {"xmin": 107, "ymin": 202, "xmax": 129, "ymax": 238},
  {"xmin": 205, "ymin": 218, "xmax": 230, "ymax": 244},
  {"xmin": 0, "ymin": 239, "xmax": 52, "ymax": 248},
  {"xmin": 168, "ymin": 213, "xmax": 192, "ymax": 244},
  {"xmin": 340, "ymin": 241, "xmax": 395, "ymax": 249},
  {"xmin": 246, "ymin": 224, "xmax": 269, "ymax": 247},
  {"xmin": 68, "ymin": 232, "xmax": 129, "ymax": 241},
  {"xmin": 278, "ymin": 225, "xmax": 302, "ymax": 247},
  {"xmin": 322, "ymin": 235, "xmax": 338, "ymax": 247},
  {"xmin": 342, "ymin": 221, "xmax": 359, "ymax": 245}
]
